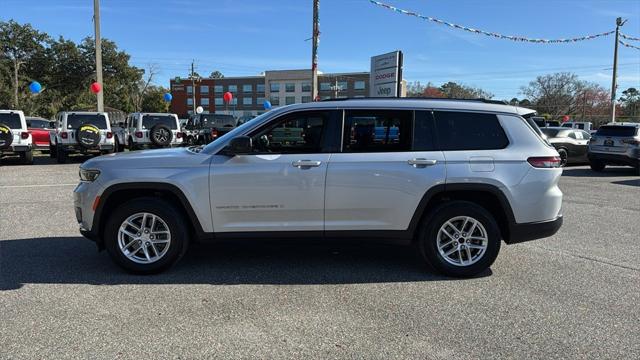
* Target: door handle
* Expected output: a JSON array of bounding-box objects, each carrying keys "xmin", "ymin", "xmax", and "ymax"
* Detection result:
[
  {"xmin": 407, "ymin": 158, "xmax": 437, "ymax": 167},
  {"xmin": 292, "ymin": 160, "xmax": 322, "ymax": 168}
]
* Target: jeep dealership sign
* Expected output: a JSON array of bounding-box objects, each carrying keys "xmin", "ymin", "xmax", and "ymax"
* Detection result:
[{"xmin": 370, "ymin": 51, "xmax": 403, "ymax": 97}]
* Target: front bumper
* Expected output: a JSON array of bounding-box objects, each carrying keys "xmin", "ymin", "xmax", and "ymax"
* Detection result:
[
  {"xmin": 588, "ymin": 151, "xmax": 639, "ymax": 167},
  {"xmin": 506, "ymin": 215, "xmax": 563, "ymax": 244}
]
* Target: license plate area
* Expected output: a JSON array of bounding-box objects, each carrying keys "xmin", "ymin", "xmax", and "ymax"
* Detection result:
[{"xmin": 604, "ymin": 139, "xmax": 614, "ymax": 146}]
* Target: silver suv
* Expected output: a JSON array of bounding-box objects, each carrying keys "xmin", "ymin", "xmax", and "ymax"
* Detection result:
[
  {"xmin": 50, "ymin": 111, "xmax": 115, "ymax": 163},
  {"xmin": 74, "ymin": 99, "xmax": 564, "ymax": 277},
  {"xmin": 588, "ymin": 123, "xmax": 640, "ymax": 175}
]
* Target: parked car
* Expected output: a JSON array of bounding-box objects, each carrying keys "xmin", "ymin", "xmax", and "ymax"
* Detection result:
[
  {"xmin": 112, "ymin": 112, "xmax": 183, "ymax": 151},
  {"xmin": 0, "ymin": 109, "xmax": 33, "ymax": 164},
  {"xmin": 183, "ymin": 113, "xmax": 237, "ymax": 145},
  {"xmin": 26, "ymin": 116, "xmax": 53, "ymax": 152},
  {"xmin": 532, "ymin": 116, "xmax": 561, "ymax": 128},
  {"xmin": 540, "ymin": 127, "xmax": 591, "ymax": 166},
  {"xmin": 561, "ymin": 121, "xmax": 594, "ymax": 133},
  {"xmin": 50, "ymin": 111, "xmax": 114, "ymax": 163},
  {"xmin": 588, "ymin": 122, "xmax": 640, "ymax": 174},
  {"xmin": 75, "ymin": 98, "xmax": 563, "ymax": 277}
]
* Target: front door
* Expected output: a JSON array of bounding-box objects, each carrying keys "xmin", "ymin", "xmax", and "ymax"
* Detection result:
[{"xmin": 210, "ymin": 110, "xmax": 339, "ymax": 233}]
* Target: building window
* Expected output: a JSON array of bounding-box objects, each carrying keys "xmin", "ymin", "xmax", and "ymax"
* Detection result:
[
  {"xmin": 270, "ymin": 83, "xmax": 280, "ymax": 92},
  {"xmin": 187, "ymin": 98, "xmax": 193, "ymax": 106},
  {"xmin": 320, "ymin": 82, "xmax": 330, "ymax": 91},
  {"xmin": 337, "ymin": 81, "xmax": 348, "ymax": 91},
  {"xmin": 354, "ymin": 95, "xmax": 366, "ymax": 98},
  {"xmin": 321, "ymin": 96, "xmax": 331, "ymax": 100},
  {"xmin": 270, "ymin": 95, "xmax": 280, "ymax": 106},
  {"xmin": 214, "ymin": 85, "xmax": 223, "ymax": 93},
  {"xmin": 285, "ymin": 83, "xmax": 295, "ymax": 92},
  {"xmin": 215, "ymin": 98, "xmax": 223, "ymax": 105},
  {"xmin": 243, "ymin": 97, "xmax": 253, "ymax": 105},
  {"xmin": 301, "ymin": 82, "xmax": 311, "ymax": 92},
  {"xmin": 285, "ymin": 96, "xmax": 296, "ymax": 105},
  {"xmin": 228, "ymin": 85, "xmax": 237, "ymax": 93},
  {"xmin": 301, "ymin": 96, "xmax": 312, "ymax": 103},
  {"xmin": 243, "ymin": 84, "xmax": 252, "ymax": 93},
  {"xmin": 200, "ymin": 98, "xmax": 209, "ymax": 106},
  {"xmin": 257, "ymin": 84, "xmax": 265, "ymax": 93},
  {"xmin": 354, "ymin": 80, "xmax": 365, "ymax": 90},
  {"xmin": 200, "ymin": 85, "xmax": 209, "ymax": 94},
  {"xmin": 186, "ymin": 85, "xmax": 193, "ymax": 94}
]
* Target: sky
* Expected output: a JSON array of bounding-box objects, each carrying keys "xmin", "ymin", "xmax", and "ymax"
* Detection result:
[{"xmin": 3, "ymin": 0, "xmax": 640, "ymax": 99}]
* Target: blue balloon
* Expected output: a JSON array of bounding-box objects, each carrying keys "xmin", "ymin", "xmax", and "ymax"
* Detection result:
[
  {"xmin": 263, "ymin": 100, "xmax": 272, "ymax": 110},
  {"xmin": 29, "ymin": 81, "xmax": 42, "ymax": 94},
  {"xmin": 163, "ymin": 93, "xmax": 173, "ymax": 102}
]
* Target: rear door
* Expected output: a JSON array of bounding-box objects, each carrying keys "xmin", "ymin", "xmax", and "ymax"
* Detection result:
[{"xmin": 324, "ymin": 109, "xmax": 446, "ymax": 232}]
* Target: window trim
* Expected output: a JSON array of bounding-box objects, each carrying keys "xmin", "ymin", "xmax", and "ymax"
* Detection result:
[{"xmin": 432, "ymin": 109, "xmax": 510, "ymax": 151}]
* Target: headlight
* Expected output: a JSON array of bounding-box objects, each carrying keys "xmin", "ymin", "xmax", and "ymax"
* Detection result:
[{"xmin": 79, "ymin": 168, "xmax": 101, "ymax": 182}]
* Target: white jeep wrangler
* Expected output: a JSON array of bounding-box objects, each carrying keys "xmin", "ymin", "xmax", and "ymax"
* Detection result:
[
  {"xmin": 0, "ymin": 109, "xmax": 34, "ymax": 165},
  {"xmin": 113, "ymin": 112, "xmax": 183, "ymax": 151},
  {"xmin": 50, "ymin": 111, "xmax": 114, "ymax": 163}
]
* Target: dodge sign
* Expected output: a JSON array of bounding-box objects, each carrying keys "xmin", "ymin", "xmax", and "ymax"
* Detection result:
[{"xmin": 370, "ymin": 51, "xmax": 403, "ymax": 97}]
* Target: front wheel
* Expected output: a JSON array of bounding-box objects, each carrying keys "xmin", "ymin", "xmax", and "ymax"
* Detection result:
[
  {"xmin": 589, "ymin": 159, "xmax": 605, "ymax": 172},
  {"xmin": 104, "ymin": 198, "xmax": 190, "ymax": 274},
  {"xmin": 418, "ymin": 201, "xmax": 501, "ymax": 278}
]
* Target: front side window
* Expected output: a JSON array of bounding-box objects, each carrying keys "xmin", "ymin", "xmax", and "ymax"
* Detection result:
[
  {"xmin": 66, "ymin": 114, "xmax": 108, "ymax": 129},
  {"xmin": 434, "ymin": 111, "xmax": 509, "ymax": 150},
  {"xmin": 250, "ymin": 111, "xmax": 329, "ymax": 154},
  {"xmin": 342, "ymin": 110, "xmax": 412, "ymax": 153}
]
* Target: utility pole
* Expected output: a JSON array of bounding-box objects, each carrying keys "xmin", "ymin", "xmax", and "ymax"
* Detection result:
[
  {"xmin": 93, "ymin": 0, "xmax": 104, "ymax": 112},
  {"xmin": 311, "ymin": 0, "xmax": 319, "ymax": 101},
  {"xmin": 610, "ymin": 17, "xmax": 626, "ymax": 123},
  {"xmin": 190, "ymin": 60, "xmax": 197, "ymax": 113}
]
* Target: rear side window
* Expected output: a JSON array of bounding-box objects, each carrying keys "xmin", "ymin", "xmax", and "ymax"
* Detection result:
[
  {"xmin": 596, "ymin": 126, "xmax": 638, "ymax": 137},
  {"xmin": 413, "ymin": 111, "xmax": 436, "ymax": 151},
  {"xmin": 343, "ymin": 110, "xmax": 412, "ymax": 152},
  {"xmin": 66, "ymin": 114, "xmax": 108, "ymax": 129},
  {"xmin": 28, "ymin": 119, "xmax": 50, "ymax": 129},
  {"xmin": 434, "ymin": 111, "xmax": 509, "ymax": 150},
  {"xmin": 0, "ymin": 113, "xmax": 23, "ymax": 129},
  {"xmin": 142, "ymin": 115, "xmax": 178, "ymax": 130}
]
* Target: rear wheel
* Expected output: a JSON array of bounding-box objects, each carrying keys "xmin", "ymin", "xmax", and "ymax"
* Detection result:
[
  {"xmin": 56, "ymin": 146, "xmax": 67, "ymax": 164},
  {"xmin": 589, "ymin": 160, "xmax": 605, "ymax": 172},
  {"xmin": 418, "ymin": 201, "xmax": 501, "ymax": 278},
  {"xmin": 557, "ymin": 148, "xmax": 568, "ymax": 167},
  {"xmin": 50, "ymin": 142, "xmax": 57, "ymax": 158},
  {"xmin": 20, "ymin": 149, "xmax": 34, "ymax": 165},
  {"xmin": 104, "ymin": 198, "xmax": 190, "ymax": 274}
]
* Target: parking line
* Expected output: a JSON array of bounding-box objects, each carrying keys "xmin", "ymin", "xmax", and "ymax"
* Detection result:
[{"xmin": 0, "ymin": 183, "xmax": 77, "ymax": 188}]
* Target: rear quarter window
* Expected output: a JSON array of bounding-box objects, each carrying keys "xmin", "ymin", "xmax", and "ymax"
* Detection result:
[{"xmin": 434, "ymin": 111, "xmax": 509, "ymax": 150}]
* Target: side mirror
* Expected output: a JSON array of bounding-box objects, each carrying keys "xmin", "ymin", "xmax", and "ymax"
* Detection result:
[{"xmin": 228, "ymin": 136, "xmax": 252, "ymax": 155}]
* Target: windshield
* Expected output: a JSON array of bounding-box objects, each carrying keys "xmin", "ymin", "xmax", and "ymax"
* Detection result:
[
  {"xmin": 142, "ymin": 115, "xmax": 178, "ymax": 130},
  {"xmin": 0, "ymin": 113, "xmax": 23, "ymax": 129},
  {"xmin": 199, "ymin": 114, "xmax": 236, "ymax": 128},
  {"xmin": 596, "ymin": 125, "xmax": 638, "ymax": 137},
  {"xmin": 202, "ymin": 112, "xmax": 272, "ymax": 153},
  {"xmin": 66, "ymin": 114, "xmax": 108, "ymax": 129},
  {"xmin": 27, "ymin": 119, "xmax": 50, "ymax": 129}
]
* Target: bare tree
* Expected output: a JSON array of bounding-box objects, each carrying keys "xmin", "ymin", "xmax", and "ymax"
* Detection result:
[
  {"xmin": 132, "ymin": 63, "xmax": 159, "ymax": 112},
  {"xmin": 521, "ymin": 72, "xmax": 594, "ymax": 118}
]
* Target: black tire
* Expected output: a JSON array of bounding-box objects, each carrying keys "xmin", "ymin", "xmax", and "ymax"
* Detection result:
[
  {"xmin": 113, "ymin": 137, "xmax": 120, "ymax": 153},
  {"xmin": 0, "ymin": 123, "xmax": 13, "ymax": 149},
  {"xmin": 20, "ymin": 149, "xmax": 34, "ymax": 165},
  {"xmin": 589, "ymin": 160, "xmax": 605, "ymax": 172},
  {"xmin": 417, "ymin": 201, "xmax": 501, "ymax": 278},
  {"xmin": 128, "ymin": 137, "xmax": 137, "ymax": 151},
  {"xmin": 104, "ymin": 198, "xmax": 190, "ymax": 274},
  {"xmin": 76, "ymin": 124, "xmax": 101, "ymax": 148},
  {"xmin": 557, "ymin": 148, "xmax": 568, "ymax": 167},
  {"xmin": 150, "ymin": 124, "xmax": 173, "ymax": 147},
  {"xmin": 56, "ymin": 146, "xmax": 67, "ymax": 164},
  {"xmin": 50, "ymin": 142, "xmax": 57, "ymax": 158}
]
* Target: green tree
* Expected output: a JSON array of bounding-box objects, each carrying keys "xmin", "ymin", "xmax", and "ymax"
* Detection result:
[
  {"xmin": 141, "ymin": 85, "xmax": 170, "ymax": 112},
  {"xmin": 619, "ymin": 88, "xmax": 639, "ymax": 118},
  {"xmin": 439, "ymin": 82, "xmax": 493, "ymax": 99},
  {"xmin": 209, "ymin": 70, "xmax": 224, "ymax": 79}
]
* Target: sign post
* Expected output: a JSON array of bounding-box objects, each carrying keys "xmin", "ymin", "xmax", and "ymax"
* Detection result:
[{"xmin": 370, "ymin": 51, "xmax": 403, "ymax": 98}]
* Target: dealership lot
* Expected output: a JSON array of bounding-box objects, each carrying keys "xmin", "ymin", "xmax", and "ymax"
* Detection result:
[{"xmin": 1, "ymin": 156, "xmax": 638, "ymax": 359}]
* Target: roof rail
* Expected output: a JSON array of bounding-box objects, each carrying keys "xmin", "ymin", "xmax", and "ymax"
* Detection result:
[{"xmin": 320, "ymin": 97, "xmax": 508, "ymax": 105}]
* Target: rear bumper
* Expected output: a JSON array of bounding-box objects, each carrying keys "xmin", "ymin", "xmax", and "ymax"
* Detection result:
[
  {"xmin": 588, "ymin": 151, "xmax": 639, "ymax": 167},
  {"xmin": 61, "ymin": 144, "xmax": 113, "ymax": 152},
  {"xmin": 1, "ymin": 145, "xmax": 31, "ymax": 154},
  {"xmin": 506, "ymin": 215, "xmax": 563, "ymax": 244}
]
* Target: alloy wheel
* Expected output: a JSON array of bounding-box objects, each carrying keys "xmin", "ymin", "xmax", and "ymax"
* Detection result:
[
  {"xmin": 436, "ymin": 216, "xmax": 488, "ymax": 267},
  {"xmin": 118, "ymin": 212, "xmax": 171, "ymax": 264}
]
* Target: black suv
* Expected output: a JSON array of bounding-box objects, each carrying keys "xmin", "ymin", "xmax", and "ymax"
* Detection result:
[{"xmin": 183, "ymin": 113, "xmax": 237, "ymax": 145}]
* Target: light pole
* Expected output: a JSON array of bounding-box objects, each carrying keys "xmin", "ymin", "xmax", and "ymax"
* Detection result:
[
  {"xmin": 610, "ymin": 17, "xmax": 627, "ymax": 123},
  {"xmin": 311, "ymin": 0, "xmax": 319, "ymax": 101},
  {"xmin": 93, "ymin": 0, "xmax": 104, "ymax": 112}
]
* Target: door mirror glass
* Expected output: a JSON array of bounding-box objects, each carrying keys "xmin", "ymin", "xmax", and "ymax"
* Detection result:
[{"xmin": 228, "ymin": 136, "xmax": 252, "ymax": 154}]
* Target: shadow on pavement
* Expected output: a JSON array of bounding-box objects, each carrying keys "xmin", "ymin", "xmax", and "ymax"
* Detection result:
[
  {"xmin": 561, "ymin": 166, "xmax": 638, "ymax": 177},
  {"xmin": 611, "ymin": 179, "xmax": 640, "ymax": 187},
  {"xmin": 0, "ymin": 237, "xmax": 478, "ymax": 290},
  {"xmin": 0, "ymin": 153, "xmax": 92, "ymax": 166}
]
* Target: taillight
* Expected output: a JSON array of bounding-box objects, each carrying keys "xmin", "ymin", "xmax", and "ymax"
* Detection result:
[
  {"xmin": 176, "ymin": 132, "xmax": 183, "ymax": 139},
  {"xmin": 211, "ymin": 129, "xmax": 218, "ymax": 138},
  {"xmin": 135, "ymin": 131, "xmax": 143, "ymax": 138},
  {"xmin": 622, "ymin": 139, "xmax": 640, "ymax": 146},
  {"xmin": 20, "ymin": 132, "xmax": 29, "ymax": 139},
  {"xmin": 61, "ymin": 132, "xmax": 68, "ymax": 139},
  {"xmin": 106, "ymin": 131, "xmax": 113, "ymax": 139},
  {"xmin": 528, "ymin": 156, "xmax": 561, "ymax": 168}
]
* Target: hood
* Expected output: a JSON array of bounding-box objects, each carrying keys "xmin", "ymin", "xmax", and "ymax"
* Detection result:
[{"xmin": 81, "ymin": 147, "xmax": 209, "ymax": 170}]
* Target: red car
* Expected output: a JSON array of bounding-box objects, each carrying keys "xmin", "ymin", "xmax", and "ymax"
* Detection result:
[{"xmin": 26, "ymin": 117, "xmax": 54, "ymax": 152}]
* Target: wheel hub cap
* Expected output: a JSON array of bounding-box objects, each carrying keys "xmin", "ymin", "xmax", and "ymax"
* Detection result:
[
  {"xmin": 436, "ymin": 216, "xmax": 488, "ymax": 267},
  {"xmin": 117, "ymin": 212, "xmax": 171, "ymax": 264}
]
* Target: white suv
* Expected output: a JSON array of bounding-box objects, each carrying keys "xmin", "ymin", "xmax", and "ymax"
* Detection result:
[
  {"xmin": 74, "ymin": 99, "xmax": 564, "ymax": 277},
  {"xmin": 112, "ymin": 112, "xmax": 183, "ymax": 151},
  {"xmin": 0, "ymin": 109, "xmax": 33, "ymax": 164},
  {"xmin": 50, "ymin": 111, "xmax": 115, "ymax": 163}
]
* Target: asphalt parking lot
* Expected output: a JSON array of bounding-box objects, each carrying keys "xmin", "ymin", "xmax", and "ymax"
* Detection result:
[{"xmin": 1, "ymin": 154, "xmax": 639, "ymax": 359}]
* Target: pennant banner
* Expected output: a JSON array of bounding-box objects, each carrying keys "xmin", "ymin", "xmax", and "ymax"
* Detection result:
[
  {"xmin": 369, "ymin": 0, "xmax": 615, "ymax": 44},
  {"xmin": 620, "ymin": 33, "xmax": 640, "ymax": 41},
  {"xmin": 620, "ymin": 40, "xmax": 640, "ymax": 51}
]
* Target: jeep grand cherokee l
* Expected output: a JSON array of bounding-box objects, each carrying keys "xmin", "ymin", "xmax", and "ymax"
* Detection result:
[{"xmin": 74, "ymin": 99, "xmax": 563, "ymax": 277}]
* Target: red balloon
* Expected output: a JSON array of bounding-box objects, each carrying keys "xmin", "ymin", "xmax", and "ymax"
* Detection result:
[
  {"xmin": 562, "ymin": 115, "xmax": 570, "ymax": 122},
  {"xmin": 223, "ymin": 91, "xmax": 233, "ymax": 103},
  {"xmin": 90, "ymin": 82, "xmax": 102, "ymax": 94}
]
